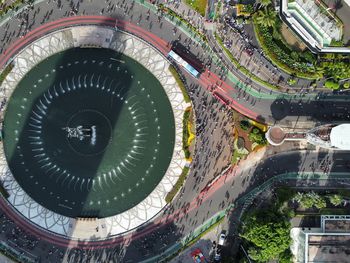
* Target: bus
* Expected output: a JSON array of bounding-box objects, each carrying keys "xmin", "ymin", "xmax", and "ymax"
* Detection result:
[{"xmin": 168, "ymin": 50, "xmax": 200, "ymax": 78}]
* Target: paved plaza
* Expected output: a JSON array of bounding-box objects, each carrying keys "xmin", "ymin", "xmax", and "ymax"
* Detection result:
[
  {"xmin": 0, "ymin": 0, "xmax": 348, "ymax": 262},
  {"xmin": 0, "ymin": 25, "xmax": 188, "ymax": 239}
]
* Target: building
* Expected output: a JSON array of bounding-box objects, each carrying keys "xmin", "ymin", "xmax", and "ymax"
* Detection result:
[
  {"xmin": 291, "ymin": 215, "xmax": 350, "ymax": 262},
  {"xmin": 306, "ymin": 124, "xmax": 350, "ymax": 150},
  {"xmin": 280, "ymin": 0, "xmax": 350, "ymax": 53}
]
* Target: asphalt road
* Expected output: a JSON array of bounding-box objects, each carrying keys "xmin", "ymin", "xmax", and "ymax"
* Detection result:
[
  {"xmin": 1, "ymin": 0, "xmax": 350, "ymax": 128},
  {"xmin": 0, "ymin": 0, "xmax": 349, "ymax": 262}
]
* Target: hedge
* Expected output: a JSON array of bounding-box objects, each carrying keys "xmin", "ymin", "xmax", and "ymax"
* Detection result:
[
  {"xmin": 0, "ymin": 63, "xmax": 14, "ymax": 87},
  {"xmin": 252, "ymin": 15, "xmax": 321, "ymax": 80},
  {"xmin": 165, "ymin": 166, "xmax": 190, "ymax": 203},
  {"xmin": 168, "ymin": 65, "xmax": 191, "ymax": 103},
  {"xmin": 182, "ymin": 109, "xmax": 192, "ymax": 159},
  {"xmin": 324, "ymin": 80, "xmax": 340, "ymax": 90}
]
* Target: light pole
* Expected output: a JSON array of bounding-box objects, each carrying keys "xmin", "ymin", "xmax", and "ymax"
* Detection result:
[{"xmin": 240, "ymin": 245, "xmax": 252, "ymax": 263}]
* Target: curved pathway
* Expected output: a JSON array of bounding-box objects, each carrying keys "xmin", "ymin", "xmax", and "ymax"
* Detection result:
[
  {"xmin": 0, "ymin": 1, "xmax": 349, "ymax": 262},
  {"xmin": 1, "ymin": 1, "xmax": 350, "ymax": 127}
]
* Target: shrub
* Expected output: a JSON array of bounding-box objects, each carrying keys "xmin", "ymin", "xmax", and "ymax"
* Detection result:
[
  {"xmin": 343, "ymin": 82, "xmax": 350, "ymax": 89},
  {"xmin": 324, "ymin": 80, "xmax": 340, "ymax": 90},
  {"xmin": 248, "ymin": 127, "xmax": 267, "ymax": 145},
  {"xmin": 240, "ymin": 120, "xmax": 251, "ymax": 131},
  {"xmin": 0, "ymin": 63, "xmax": 14, "ymax": 87},
  {"xmin": 165, "ymin": 166, "xmax": 190, "ymax": 203},
  {"xmin": 287, "ymin": 77, "xmax": 297, "ymax": 86},
  {"xmin": 293, "ymin": 192, "xmax": 327, "ymax": 209},
  {"xmin": 168, "ymin": 65, "xmax": 191, "ymax": 103},
  {"xmin": 182, "ymin": 109, "xmax": 193, "ymax": 159},
  {"xmin": 328, "ymin": 194, "xmax": 343, "ymax": 206}
]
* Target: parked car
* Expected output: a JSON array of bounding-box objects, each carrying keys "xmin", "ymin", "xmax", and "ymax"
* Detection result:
[
  {"xmin": 218, "ymin": 233, "xmax": 226, "ymax": 246},
  {"xmin": 191, "ymin": 248, "xmax": 206, "ymax": 263},
  {"xmin": 214, "ymin": 246, "xmax": 223, "ymax": 262}
]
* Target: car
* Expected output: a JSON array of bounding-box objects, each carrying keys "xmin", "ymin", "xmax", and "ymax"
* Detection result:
[
  {"xmin": 214, "ymin": 252, "xmax": 221, "ymax": 261},
  {"xmin": 191, "ymin": 248, "xmax": 205, "ymax": 263},
  {"xmin": 218, "ymin": 233, "xmax": 226, "ymax": 246}
]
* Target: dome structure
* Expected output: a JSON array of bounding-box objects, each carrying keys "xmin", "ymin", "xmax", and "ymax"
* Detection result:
[{"xmin": 266, "ymin": 126, "xmax": 285, "ymax": 146}]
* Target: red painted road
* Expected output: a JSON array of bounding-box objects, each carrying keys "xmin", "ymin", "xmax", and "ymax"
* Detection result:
[{"xmin": 0, "ymin": 16, "xmax": 253, "ymax": 249}]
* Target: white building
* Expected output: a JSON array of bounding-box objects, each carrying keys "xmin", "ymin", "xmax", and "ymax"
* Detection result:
[
  {"xmin": 291, "ymin": 215, "xmax": 350, "ymax": 262},
  {"xmin": 306, "ymin": 124, "xmax": 350, "ymax": 150}
]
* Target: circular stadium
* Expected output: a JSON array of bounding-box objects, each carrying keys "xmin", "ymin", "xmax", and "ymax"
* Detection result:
[{"xmin": 0, "ymin": 26, "xmax": 188, "ymax": 238}]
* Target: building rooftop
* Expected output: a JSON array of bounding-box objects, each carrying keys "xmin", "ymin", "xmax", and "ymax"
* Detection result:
[
  {"xmin": 308, "ymin": 234, "xmax": 350, "ymax": 262},
  {"xmin": 291, "ymin": 215, "xmax": 350, "ymax": 263},
  {"xmin": 280, "ymin": 0, "xmax": 350, "ymax": 53},
  {"xmin": 330, "ymin": 124, "xmax": 350, "ymax": 150}
]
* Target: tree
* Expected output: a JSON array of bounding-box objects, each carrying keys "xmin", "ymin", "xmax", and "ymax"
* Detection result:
[
  {"xmin": 249, "ymin": 128, "xmax": 267, "ymax": 145},
  {"xmin": 240, "ymin": 212, "xmax": 292, "ymax": 262},
  {"xmin": 255, "ymin": 9, "xmax": 276, "ymax": 28},
  {"xmin": 328, "ymin": 194, "xmax": 343, "ymax": 206},
  {"xmin": 240, "ymin": 120, "xmax": 251, "ymax": 131},
  {"xmin": 324, "ymin": 80, "xmax": 340, "ymax": 90},
  {"xmin": 293, "ymin": 192, "xmax": 326, "ymax": 209},
  {"xmin": 259, "ymin": 0, "xmax": 272, "ymax": 8},
  {"xmin": 293, "ymin": 192, "xmax": 314, "ymax": 209},
  {"xmin": 322, "ymin": 61, "xmax": 350, "ymax": 81}
]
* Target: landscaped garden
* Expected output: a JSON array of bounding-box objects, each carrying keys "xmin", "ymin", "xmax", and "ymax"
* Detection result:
[
  {"xmin": 239, "ymin": 188, "xmax": 293, "ymax": 263},
  {"xmin": 164, "ymin": 68, "xmax": 195, "ymax": 203},
  {"xmin": 231, "ymin": 113, "xmax": 268, "ymax": 165},
  {"xmin": 318, "ymin": 54, "xmax": 350, "ymax": 90},
  {"xmin": 238, "ymin": 186, "xmax": 350, "ymax": 262},
  {"xmin": 182, "ymin": 107, "xmax": 195, "ymax": 161},
  {"xmin": 252, "ymin": 0, "xmax": 350, "ymax": 88},
  {"xmin": 253, "ymin": 7, "xmax": 320, "ymax": 79},
  {"xmin": 169, "ymin": 65, "xmax": 191, "ymax": 103},
  {"xmin": 185, "ymin": 0, "xmax": 208, "ymax": 17},
  {"xmin": 164, "ymin": 105, "xmax": 195, "ymax": 204}
]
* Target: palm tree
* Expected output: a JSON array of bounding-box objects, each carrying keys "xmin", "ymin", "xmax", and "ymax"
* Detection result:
[
  {"xmin": 255, "ymin": 9, "xmax": 276, "ymax": 28},
  {"xmin": 260, "ymin": 0, "xmax": 272, "ymax": 8}
]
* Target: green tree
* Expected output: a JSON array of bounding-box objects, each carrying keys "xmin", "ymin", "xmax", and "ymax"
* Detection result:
[
  {"xmin": 259, "ymin": 0, "xmax": 272, "ymax": 8},
  {"xmin": 328, "ymin": 194, "xmax": 343, "ymax": 206},
  {"xmin": 322, "ymin": 61, "xmax": 350, "ymax": 81},
  {"xmin": 279, "ymin": 249, "xmax": 293, "ymax": 263},
  {"xmin": 293, "ymin": 192, "xmax": 326, "ymax": 209},
  {"xmin": 240, "ymin": 212, "xmax": 292, "ymax": 262},
  {"xmin": 290, "ymin": 51, "xmax": 299, "ymax": 61},
  {"xmin": 255, "ymin": 9, "xmax": 276, "ymax": 28},
  {"xmin": 249, "ymin": 127, "xmax": 267, "ymax": 145},
  {"xmin": 293, "ymin": 192, "xmax": 313, "ymax": 209},
  {"xmin": 324, "ymin": 80, "xmax": 340, "ymax": 90},
  {"xmin": 240, "ymin": 120, "xmax": 251, "ymax": 131}
]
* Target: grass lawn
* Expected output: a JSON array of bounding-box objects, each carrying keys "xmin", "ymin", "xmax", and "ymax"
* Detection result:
[
  {"xmin": 165, "ymin": 166, "xmax": 190, "ymax": 203},
  {"xmin": 168, "ymin": 65, "xmax": 191, "ymax": 103},
  {"xmin": 185, "ymin": 0, "xmax": 208, "ymax": 17}
]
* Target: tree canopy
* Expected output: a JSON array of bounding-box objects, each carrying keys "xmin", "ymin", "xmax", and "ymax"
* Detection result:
[
  {"xmin": 293, "ymin": 192, "xmax": 326, "ymax": 209},
  {"xmin": 260, "ymin": 0, "xmax": 272, "ymax": 8},
  {"xmin": 240, "ymin": 210, "xmax": 292, "ymax": 262},
  {"xmin": 255, "ymin": 8, "xmax": 277, "ymax": 28}
]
